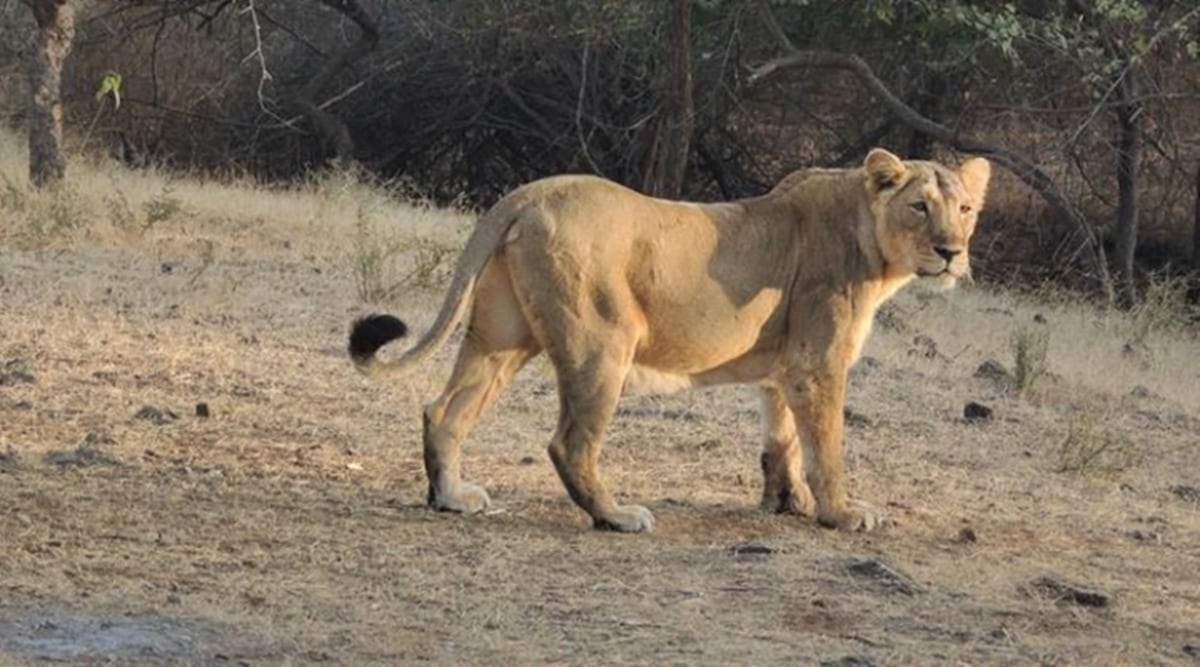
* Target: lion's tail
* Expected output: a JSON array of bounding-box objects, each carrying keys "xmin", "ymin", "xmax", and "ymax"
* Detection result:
[{"xmin": 348, "ymin": 196, "xmax": 524, "ymax": 379}]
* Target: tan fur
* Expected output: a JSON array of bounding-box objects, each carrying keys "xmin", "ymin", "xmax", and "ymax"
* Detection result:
[{"xmin": 353, "ymin": 148, "xmax": 991, "ymax": 532}]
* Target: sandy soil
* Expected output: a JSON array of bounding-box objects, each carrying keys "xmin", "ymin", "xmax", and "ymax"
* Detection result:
[{"xmin": 1, "ymin": 179, "xmax": 1199, "ymax": 665}]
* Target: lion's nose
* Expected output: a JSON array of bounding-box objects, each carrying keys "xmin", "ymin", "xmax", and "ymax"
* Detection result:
[{"xmin": 934, "ymin": 246, "xmax": 962, "ymax": 263}]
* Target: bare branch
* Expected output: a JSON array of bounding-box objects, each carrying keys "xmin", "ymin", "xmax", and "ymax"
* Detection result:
[
  {"xmin": 239, "ymin": 0, "xmax": 275, "ymax": 115},
  {"xmin": 575, "ymin": 42, "xmax": 604, "ymax": 176}
]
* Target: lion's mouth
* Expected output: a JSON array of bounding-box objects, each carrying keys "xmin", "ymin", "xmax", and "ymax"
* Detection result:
[{"xmin": 917, "ymin": 256, "xmax": 968, "ymax": 279}]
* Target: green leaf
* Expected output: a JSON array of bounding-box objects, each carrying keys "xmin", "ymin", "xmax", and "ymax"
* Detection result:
[{"xmin": 94, "ymin": 72, "xmax": 122, "ymax": 110}]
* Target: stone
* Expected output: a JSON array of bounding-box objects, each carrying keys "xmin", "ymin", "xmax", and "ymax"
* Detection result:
[
  {"xmin": 964, "ymin": 402, "xmax": 994, "ymax": 422},
  {"xmin": 1170, "ymin": 485, "xmax": 1200, "ymax": 503},
  {"xmin": 844, "ymin": 557, "xmax": 917, "ymax": 595},
  {"xmin": 973, "ymin": 359, "xmax": 1013, "ymax": 383},
  {"xmin": 910, "ymin": 334, "xmax": 939, "ymax": 359},
  {"xmin": 0, "ymin": 358, "xmax": 35, "ymax": 386},
  {"xmin": 1027, "ymin": 576, "xmax": 1110, "ymax": 608},
  {"xmin": 732, "ymin": 541, "xmax": 776, "ymax": 562},
  {"xmin": 135, "ymin": 405, "xmax": 179, "ymax": 425}
]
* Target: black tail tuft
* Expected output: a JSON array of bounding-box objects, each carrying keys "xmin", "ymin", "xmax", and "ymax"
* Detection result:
[{"xmin": 349, "ymin": 314, "xmax": 409, "ymax": 361}]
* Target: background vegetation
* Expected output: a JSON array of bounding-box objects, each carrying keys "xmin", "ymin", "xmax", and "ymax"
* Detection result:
[{"xmin": 3, "ymin": 0, "xmax": 1199, "ymax": 300}]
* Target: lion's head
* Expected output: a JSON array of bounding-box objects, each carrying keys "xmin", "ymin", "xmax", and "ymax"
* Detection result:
[{"xmin": 864, "ymin": 148, "xmax": 991, "ymax": 287}]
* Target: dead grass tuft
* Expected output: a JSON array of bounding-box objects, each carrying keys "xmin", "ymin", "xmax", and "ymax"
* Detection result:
[
  {"xmin": 1010, "ymin": 324, "xmax": 1050, "ymax": 395},
  {"xmin": 1054, "ymin": 414, "xmax": 1142, "ymax": 478}
]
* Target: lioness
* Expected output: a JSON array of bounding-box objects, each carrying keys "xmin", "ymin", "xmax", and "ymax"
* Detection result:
[{"xmin": 349, "ymin": 148, "xmax": 990, "ymax": 533}]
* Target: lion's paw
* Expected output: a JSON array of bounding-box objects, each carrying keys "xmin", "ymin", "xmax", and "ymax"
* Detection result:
[
  {"xmin": 593, "ymin": 504, "xmax": 655, "ymax": 533},
  {"xmin": 762, "ymin": 483, "xmax": 817, "ymax": 517},
  {"xmin": 818, "ymin": 499, "xmax": 888, "ymax": 532},
  {"xmin": 430, "ymin": 482, "xmax": 491, "ymax": 514}
]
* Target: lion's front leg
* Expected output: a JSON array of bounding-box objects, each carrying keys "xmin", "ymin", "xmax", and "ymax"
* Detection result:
[
  {"xmin": 787, "ymin": 367, "xmax": 886, "ymax": 532},
  {"xmin": 758, "ymin": 385, "xmax": 816, "ymax": 517}
]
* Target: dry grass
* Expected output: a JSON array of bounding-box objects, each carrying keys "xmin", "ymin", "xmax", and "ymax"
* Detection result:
[{"xmin": 1, "ymin": 131, "xmax": 1199, "ymax": 664}]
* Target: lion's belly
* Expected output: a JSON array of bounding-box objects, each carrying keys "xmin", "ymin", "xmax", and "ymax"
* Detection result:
[
  {"xmin": 632, "ymin": 286, "xmax": 785, "ymax": 372},
  {"xmin": 623, "ymin": 346, "xmax": 783, "ymax": 396}
]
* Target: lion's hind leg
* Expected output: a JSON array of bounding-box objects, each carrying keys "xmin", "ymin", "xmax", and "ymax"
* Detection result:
[
  {"xmin": 423, "ymin": 341, "xmax": 536, "ymax": 513},
  {"xmin": 758, "ymin": 385, "xmax": 817, "ymax": 517},
  {"xmin": 422, "ymin": 256, "xmax": 538, "ymax": 514}
]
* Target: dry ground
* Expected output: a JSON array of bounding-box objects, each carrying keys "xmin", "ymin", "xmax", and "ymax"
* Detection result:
[{"xmin": 1, "ymin": 137, "xmax": 1199, "ymax": 665}]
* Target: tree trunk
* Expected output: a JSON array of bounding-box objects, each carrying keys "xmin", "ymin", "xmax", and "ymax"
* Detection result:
[
  {"xmin": 294, "ymin": 0, "xmax": 380, "ymax": 166},
  {"xmin": 1193, "ymin": 162, "xmax": 1199, "ymax": 268},
  {"xmin": 1189, "ymin": 163, "xmax": 1200, "ymax": 306},
  {"xmin": 26, "ymin": 0, "xmax": 76, "ymax": 188},
  {"xmin": 905, "ymin": 71, "xmax": 944, "ymax": 160},
  {"xmin": 1113, "ymin": 66, "xmax": 1141, "ymax": 307},
  {"xmin": 642, "ymin": 0, "xmax": 693, "ymax": 198}
]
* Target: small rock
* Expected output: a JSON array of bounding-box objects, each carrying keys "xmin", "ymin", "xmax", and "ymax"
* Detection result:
[
  {"xmin": 92, "ymin": 370, "xmax": 119, "ymax": 384},
  {"xmin": 843, "ymin": 407, "xmax": 874, "ymax": 428},
  {"xmin": 956, "ymin": 527, "xmax": 978, "ymax": 543},
  {"xmin": 80, "ymin": 431, "xmax": 115, "ymax": 448},
  {"xmin": 0, "ymin": 447, "xmax": 22, "ymax": 471},
  {"xmin": 1127, "ymin": 529, "xmax": 1160, "ymax": 544},
  {"xmin": 346, "ymin": 462, "xmax": 364, "ymax": 471},
  {"xmin": 732, "ymin": 541, "xmax": 775, "ymax": 562},
  {"xmin": 135, "ymin": 405, "xmax": 179, "ymax": 425},
  {"xmin": 910, "ymin": 334, "xmax": 940, "ymax": 360},
  {"xmin": 1169, "ymin": 485, "xmax": 1200, "ymax": 504},
  {"xmin": 195, "ymin": 402, "xmax": 210, "ymax": 418},
  {"xmin": 820, "ymin": 658, "xmax": 876, "ymax": 667},
  {"xmin": 849, "ymin": 356, "xmax": 881, "ymax": 380},
  {"xmin": 964, "ymin": 401, "xmax": 994, "ymax": 422},
  {"xmin": 1129, "ymin": 385, "xmax": 1152, "ymax": 399},
  {"xmin": 0, "ymin": 358, "xmax": 35, "ymax": 386},
  {"xmin": 973, "ymin": 359, "xmax": 1013, "ymax": 384},
  {"xmin": 844, "ymin": 557, "xmax": 917, "ymax": 595},
  {"xmin": 1027, "ymin": 576, "xmax": 1110, "ymax": 608},
  {"xmin": 874, "ymin": 304, "xmax": 908, "ymax": 332}
]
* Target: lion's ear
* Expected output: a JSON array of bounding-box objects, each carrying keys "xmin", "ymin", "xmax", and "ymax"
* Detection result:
[
  {"xmin": 959, "ymin": 157, "xmax": 991, "ymax": 208},
  {"xmin": 864, "ymin": 148, "xmax": 906, "ymax": 190}
]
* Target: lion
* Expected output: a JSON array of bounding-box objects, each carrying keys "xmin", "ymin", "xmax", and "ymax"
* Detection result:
[{"xmin": 349, "ymin": 148, "xmax": 991, "ymax": 533}]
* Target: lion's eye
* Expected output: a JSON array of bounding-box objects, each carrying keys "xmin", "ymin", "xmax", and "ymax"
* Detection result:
[
  {"xmin": 960, "ymin": 204, "xmax": 972, "ymax": 214},
  {"xmin": 910, "ymin": 201, "xmax": 928, "ymax": 215}
]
